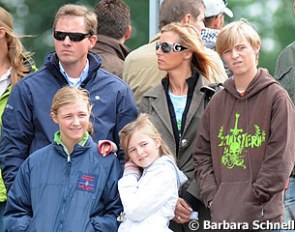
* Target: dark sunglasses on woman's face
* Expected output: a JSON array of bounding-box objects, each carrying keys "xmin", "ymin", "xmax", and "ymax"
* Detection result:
[
  {"xmin": 53, "ymin": 31, "xmax": 91, "ymax": 42},
  {"xmin": 156, "ymin": 41, "xmax": 187, "ymax": 53}
]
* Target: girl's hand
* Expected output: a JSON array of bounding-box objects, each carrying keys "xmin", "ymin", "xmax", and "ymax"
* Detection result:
[
  {"xmin": 123, "ymin": 161, "xmax": 141, "ymax": 180},
  {"xmin": 98, "ymin": 140, "xmax": 118, "ymax": 156}
]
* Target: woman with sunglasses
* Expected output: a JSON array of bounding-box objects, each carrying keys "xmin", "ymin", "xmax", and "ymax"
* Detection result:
[
  {"xmin": 139, "ymin": 22, "xmax": 225, "ymax": 231},
  {"xmin": 0, "ymin": 7, "xmax": 36, "ymax": 232}
]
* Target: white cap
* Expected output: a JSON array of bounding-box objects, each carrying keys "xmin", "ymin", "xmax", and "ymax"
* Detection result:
[{"xmin": 203, "ymin": 0, "xmax": 233, "ymax": 18}]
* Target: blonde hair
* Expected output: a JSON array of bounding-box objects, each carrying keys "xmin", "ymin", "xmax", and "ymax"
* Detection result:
[
  {"xmin": 51, "ymin": 86, "xmax": 94, "ymax": 135},
  {"xmin": 119, "ymin": 113, "xmax": 173, "ymax": 161},
  {"xmin": 0, "ymin": 7, "xmax": 34, "ymax": 85},
  {"xmin": 161, "ymin": 22, "xmax": 225, "ymax": 81},
  {"xmin": 53, "ymin": 4, "xmax": 97, "ymax": 36},
  {"xmin": 216, "ymin": 19, "xmax": 261, "ymax": 60}
]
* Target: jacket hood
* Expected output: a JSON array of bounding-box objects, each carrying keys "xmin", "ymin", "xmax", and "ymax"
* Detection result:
[
  {"xmin": 222, "ymin": 68, "xmax": 278, "ymax": 99},
  {"xmin": 146, "ymin": 155, "xmax": 188, "ymax": 189}
]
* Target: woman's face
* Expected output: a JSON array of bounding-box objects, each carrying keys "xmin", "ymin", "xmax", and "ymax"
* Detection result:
[{"xmin": 156, "ymin": 31, "xmax": 190, "ymax": 73}]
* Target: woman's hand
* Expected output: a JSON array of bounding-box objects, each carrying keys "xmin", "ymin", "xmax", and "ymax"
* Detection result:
[{"xmin": 173, "ymin": 197, "xmax": 192, "ymax": 224}]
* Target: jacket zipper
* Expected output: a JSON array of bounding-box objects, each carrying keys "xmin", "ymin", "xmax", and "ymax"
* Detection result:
[{"xmin": 58, "ymin": 156, "xmax": 72, "ymax": 231}]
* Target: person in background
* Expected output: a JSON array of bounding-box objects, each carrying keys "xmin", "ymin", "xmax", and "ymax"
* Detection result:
[
  {"xmin": 194, "ymin": 19, "xmax": 295, "ymax": 228},
  {"xmin": 201, "ymin": 0, "xmax": 233, "ymax": 77},
  {"xmin": 4, "ymin": 86, "xmax": 122, "ymax": 231},
  {"xmin": 123, "ymin": 0, "xmax": 227, "ymax": 107},
  {"xmin": 0, "ymin": 6, "xmax": 36, "ymax": 232},
  {"xmin": 92, "ymin": 0, "xmax": 131, "ymax": 78},
  {"xmin": 203, "ymin": 0, "xmax": 233, "ymax": 30},
  {"xmin": 274, "ymin": 0, "xmax": 295, "ymax": 224},
  {"xmin": 117, "ymin": 113, "xmax": 188, "ymax": 232},
  {"xmin": 140, "ymin": 22, "xmax": 225, "ymax": 232},
  {"xmin": 0, "ymin": 4, "xmax": 137, "ymax": 192}
]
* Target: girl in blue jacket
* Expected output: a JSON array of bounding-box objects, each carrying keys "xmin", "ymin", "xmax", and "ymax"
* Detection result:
[{"xmin": 4, "ymin": 86, "xmax": 122, "ymax": 232}]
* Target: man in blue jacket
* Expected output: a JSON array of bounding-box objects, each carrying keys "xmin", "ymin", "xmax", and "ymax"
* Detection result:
[{"xmin": 0, "ymin": 4, "xmax": 138, "ymax": 191}]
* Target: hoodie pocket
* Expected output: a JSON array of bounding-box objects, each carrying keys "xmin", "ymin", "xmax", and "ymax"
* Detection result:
[{"xmin": 210, "ymin": 181, "xmax": 263, "ymax": 223}]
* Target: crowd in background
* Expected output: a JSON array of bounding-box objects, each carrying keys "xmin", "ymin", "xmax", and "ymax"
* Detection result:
[{"xmin": 0, "ymin": 0, "xmax": 295, "ymax": 231}]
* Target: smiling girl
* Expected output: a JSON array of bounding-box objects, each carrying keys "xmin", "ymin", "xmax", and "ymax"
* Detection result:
[
  {"xmin": 4, "ymin": 86, "xmax": 122, "ymax": 231},
  {"xmin": 117, "ymin": 113, "xmax": 188, "ymax": 232}
]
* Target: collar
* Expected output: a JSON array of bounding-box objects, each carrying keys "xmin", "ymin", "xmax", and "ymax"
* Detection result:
[
  {"xmin": 54, "ymin": 131, "xmax": 89, "ymax": 155},
  {"xmin": 59, "ymin": 59, "xmax": 89, "ymax": 87}
]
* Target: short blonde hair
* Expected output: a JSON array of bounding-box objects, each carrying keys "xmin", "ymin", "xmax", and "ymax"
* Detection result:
[
  {"xmin": 51, "ymin": 86, "xmax": 94, "ymax": 135},
  {"xmin": 216, "ymin": 19, "xmax": 261, "ymax": 56}
]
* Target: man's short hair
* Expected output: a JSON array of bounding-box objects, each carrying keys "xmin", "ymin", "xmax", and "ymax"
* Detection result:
[
  {"xmin": 93, "ymin": 0, "xmax": 130, "ymax": 39},
  {"xmin": 158, "ymin": 0, "xmax": 205, "ymax": 30},
  {"xmin": 53, "ymin": 4, "xmax": 97, "ymax": 36}
]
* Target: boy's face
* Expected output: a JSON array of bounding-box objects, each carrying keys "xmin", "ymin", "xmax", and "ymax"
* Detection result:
[{"xmin": 221, "ymin": 37, "xmax": 260, "ymax": 78}]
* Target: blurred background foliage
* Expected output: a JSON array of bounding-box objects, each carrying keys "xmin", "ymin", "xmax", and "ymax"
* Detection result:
[{"xmin": 0, "ymin": 0, "xmax": 294, "ymax": 75}]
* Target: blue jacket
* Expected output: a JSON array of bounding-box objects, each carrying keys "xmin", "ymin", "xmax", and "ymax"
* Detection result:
[
  {"xmin": 0, "ymin": 51, "xmax": 138, "ymax": 190},
  {"xmin": 4, "ymin": 136, "xmax": 122, "ymax": 232}
]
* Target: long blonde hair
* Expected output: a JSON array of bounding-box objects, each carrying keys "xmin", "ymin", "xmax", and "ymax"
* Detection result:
[
  {"xmin": 0, "ymin": 7, "xmax": 34, "ymax": 85},
  {"xmin": 119, "ymin": 113, "xmax": 174, "ymax": 161},
  {"xmin": 161, "ymin": 22, "xmax": 226, "ymax": 82}
]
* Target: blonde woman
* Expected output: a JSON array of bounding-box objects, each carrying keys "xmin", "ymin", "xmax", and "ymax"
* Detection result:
[
  {"xmin": 139, "ymin": 22, "xmax": 225, "ymax": 231},
  {"xmin": 0, "ymin": 6, "xmax": 35, "ymax": 231}
]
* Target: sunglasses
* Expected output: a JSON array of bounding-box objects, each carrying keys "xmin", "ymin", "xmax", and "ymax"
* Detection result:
[
  {"xmin": 53, "ymin": 31, "xmax": 91, "ymax": 42},
  {"xmin": 156, "ymin": 41, "xmax": 187, "ymax": 53}
]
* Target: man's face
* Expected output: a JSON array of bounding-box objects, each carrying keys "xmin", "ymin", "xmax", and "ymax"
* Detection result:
[
  {"xmin": 191, "ymin": 5, "xmax": 205, "ymax": 31},
  {"xmin": 53, "ymin": 15, "xmax": 96, "ymax": 68}
]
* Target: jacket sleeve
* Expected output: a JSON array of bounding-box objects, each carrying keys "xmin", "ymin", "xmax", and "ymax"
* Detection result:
[
  {"xmin": 252, "ymin": 92, "xmax": 295, "ymax": 203},
  {"xmin": 0, "ymin": 84, "xmax": 33, "ymax": 190},
  {"xmin": 90, "ymin": 156, "xmax": 122, "ymax": 232},
  {"xmin": 113, "ymin": 86, "xmax": 138, "ymax": 168},
  {"xmin": 193, "ymin": 107, "xmax": 218, "ymax": 206},
  {"xmin": 4, "ymin": 159, "xmax": 32, "ymax": 232},
  {"xmin": 118, "ymin": 165, "xmax": 178, "ymax": 221}
]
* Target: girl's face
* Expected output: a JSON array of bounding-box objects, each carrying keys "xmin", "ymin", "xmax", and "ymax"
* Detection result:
[
  {"xmin": 51, "ymin": 101, "xmax": 90, "ymax": 147},
  {"xmin": 127, "ymin": 130, "xmax": 161, "ymax": 168}
]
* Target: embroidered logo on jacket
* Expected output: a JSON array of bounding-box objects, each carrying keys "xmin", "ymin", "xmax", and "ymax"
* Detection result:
[
  {"xmin": 217, "ymin": 113, "xmax": 266, "ymax": 169},
  {"xmin": 76, "ymin": 172, "xmax": 97, "ymax": 192}
]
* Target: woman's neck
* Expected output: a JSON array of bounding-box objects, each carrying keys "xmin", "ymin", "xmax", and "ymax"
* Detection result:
[{"xmin": 168, "ymin": 68, "xmax": 192, "ymax": 96}]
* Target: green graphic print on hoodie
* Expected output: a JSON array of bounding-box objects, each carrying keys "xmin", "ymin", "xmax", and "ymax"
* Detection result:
[{"xmin": 194, "ymin": 68, "xmax": 295, "ymax": 225}]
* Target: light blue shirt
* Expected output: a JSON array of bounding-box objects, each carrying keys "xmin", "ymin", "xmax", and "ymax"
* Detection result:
[
  {"xmin": 59, "ymin": 59, "xmax": 89, "ymax": 87},
  {"xmin": 168, "ymin": 91, "xmax": 187, "ymax": 131}
]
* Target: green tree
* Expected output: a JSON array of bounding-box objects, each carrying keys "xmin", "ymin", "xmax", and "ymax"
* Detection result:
[{"xmin": 1, "ymin": 0, "xmax": 295, "ymax": 74}]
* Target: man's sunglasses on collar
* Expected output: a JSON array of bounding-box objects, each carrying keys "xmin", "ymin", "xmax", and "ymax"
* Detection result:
[
  {"xmin": 53, "ymin": 31, "xmax": 91, "ymax": 42},
  {"xmin": 156, "ymin": 41, "xmax": 187, "ymax": 53}
]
